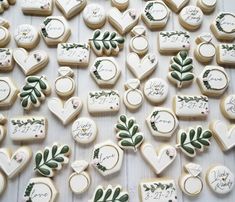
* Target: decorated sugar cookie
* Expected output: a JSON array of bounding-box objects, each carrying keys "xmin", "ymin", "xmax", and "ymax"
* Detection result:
[
  {"xmin": 173, "ymin": 95, "xmax": 209, "ymax": 118},
  {"xmin": 40, "ymin": 16, "xmax": 71, "ymax": 46},
  {"xmin": 141, "ymin": 143, "xmax": 177, "ymax": 175},
  {"xmin": 57, "ymin": 43, "xmax": 90, "ymax": 67},
  {"xmin": 108, "ymin": 8, "xmax": 139, "ymax": 35},
  {"xmin": 0, "ymin": 146, "xmax": 32, "ymax": 178},
  {"xmin": 87, "ymin": 90, "xmax": 120, "ymax": 114},
  {"xmin": 127, "ymin": 53, "xmax": 158, "ymax": 80},
  {"xmin": 123, "ymin": 79, "xmax": 143, "ymax": 110},
  {"xmin": 220, "ymin": 95, "xmax": 235, "ymax": 119},
  {"xmin": 9, "ymin": 117, "xmax": 47, "ymax": 141},
  {"xmin": 34, "ymin": 143, "xmax": 70, "ymax": 177},
  {"xmin": 21, "ymin": 0, "xmax": 53, "ymax": 16},
  {"xmin": 0, "ymin": 114, "xmax": 6, "ymax": 142},
  {"xmin": 48, "ymin": 97, "xmax": 83, "ymax": 125},
  {"xmin": 197, "ymin": 0, "xmax": 216, "ymax": 13},
  {"xmin": 0, "ymin": 25, "xmax": 10, "ymax": 47},
  {"xmin": 168, "ymin": 51, "xmax": 194, "ymax": 88},
  {"xmin": 216, "ymin": 44, "xmax": 235, "ymax": 66},
  {"xmin": 69, "ymin": 160, "xmax": 91, "ymax": 194},
  {"xmin": 0, "ymin": 17, "xmax": 9, "ymax": 28},
  {"xmin": 210, "ymin": 120, "xmax": 235, "ymax": 151},
  {"xmin": 89, "ymin": 30, "xmax": 124, "ymax": 56},
  {"xmin": 0, "ymin": 48, "xmax": 14, "ymax": 72},
  {"xmin": 72, "ymin": 117, "xmax": 97, "ymax": 144},
  {"xmin": 158, "ymin": 31, "xmax": 190, "ymax": 54},
  {"xmin": 176, "ymin": 126, "xmax": 212, "ymax": 158},
  {"xmin": 146, "ymin": 107, "xmax": 178, "ymax": 138},
  {"xmin": 211, "ymin": 12, "xmax": 235, "ymax": 41},
  {"xmin": 83, "ymin": 4, "xmax": 106, "ymax": 29},
  {"xmin": 139, "ymin": 178, "xmax": 178, "ymax": 202},
  {"xmin": 19, "ymin": 75, "xmax": 51, "ymax": 110},
  {"xmin": 206, "ymin": 165, "xmax": 234, "ymax": 195},
  {"xmin": 13, "ymin": 48, "xmax": 49, "ymax": 75},
  {"xmin": 129, "ymin": 25, "xmax": 149, "ymax": 56},
  {"xmin": 144, "ymin": 78, "xmax": 168, "ymax": 104},
  {"xmin": 24, "ymin": 177, "xmax": 58, "ymax": 202},
  {"xmin": 0, "ymin": 0, "xmax": 15, "ymax": 14},
  {"xmin": 55, "ymin": 66, "xmax": 75, "ymax": 97},
  {"xmin": 111, "ymin": 0, "xmax": 129, "ymax": 10},
  {"xmin": 56, "ymin": 0, "xmax": 87, "ymax": 19},
  {"xmin": 179, "ymin": 163, "xmax": 203, "ymax": 196},
  {"xmin": 179, "ymin": 6, "xmax": 203, "ymax": 30},
  {"xmin": 164, "ymin": 0, "xmax": 189, "ymax": 13},
  {"xmin": 91, "ymin": 140, "xmax": 123, "ymax": 176},
  {"xmin": 197, "ymin": 65, "xmax": 229, "ymax": 97},
  {"xmin": 194, "ymin": 33, "xmax": 216, "ymax": 63},
  {"xmin": 0, "ymin": 77, "xmax": 18, "ymax": 108},
  {"xmin": 90, "ymin": 57, "xmax": 120, "ymax": 87},
  {"xmin": 142, "ymin": 0, "xmax": 170, "ymax": 29},
  {"xmin": 14, "ymin": 24, "xmax": 39, "ymax": 49},
  {"xmin": 115, "ymin": 115, "xmax": 144, "ymax": 151},
  {"xmin": 0, "ymin": 171, "xmax": 6, "ymax": 195},
  {"xmin": 89, "ymin": 185, "xmax": 129, "ymax": 202}
]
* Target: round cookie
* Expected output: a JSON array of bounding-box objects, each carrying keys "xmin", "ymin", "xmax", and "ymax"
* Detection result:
[
  {"xmin": 0, "ymin": 171, "xmax": 6, "ymax": 195},
  {"xmin": 72, "ymin": 117, "xmax": 97, "ymax": 144},
  {"xmin": 220, "ymin": 95, "xmax": 235, "ymax": 119},
  {"xmin": 206, "ymin": 165, "xmax": 234, "ymax": 194},
  {"xmin": 14, "ymin": 24, "xmax": 39, "ymax": 49},
  {"xmin": 144, "ymin": 78, "xmax": 168, "ymax": 104},
  {"xmin": 69, "ymin": 172, "xmax": 90, "ymax": 194},
  {"xmin": 83, "ymin": 4, "xmax": 106, "ymax": 29},
  {"xmin": 179, "ymin": 6, "xmax": 203, "ymax": 30},
  {"xmin": 197, "ymin": 0, "xmax": 216, "ymax": 13},
  {"xmin": 0, "ymin": 26, "xmax": 10, "ymax": 47}
]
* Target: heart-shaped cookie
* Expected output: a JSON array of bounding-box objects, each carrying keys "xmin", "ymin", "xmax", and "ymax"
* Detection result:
[
  {"xmin": 210, "ymin": 120, "xmax": 235, "ymax": 151},
  {"xmin": 56, "ymin": 0, "xmax": 87, "ymax": 19},
  {"xmin": 0, "ymin": 147, "xmax": 32, "ymax": 178},
  {"xmin": 48, "ymin": 97, "xmax": 83, "ymax": 125},
  {"xmin": 13, "ymin": 48, "xmax": 48, "ymax": 76},
  {"xmin": 127, "ymin": 53, "xmax": 158, "ymax": 80},
  {"xmin": 141, "ymin": 143, "xmax": 177, "ymax": 175},
  {"xmin": 109, "ymin": 7, "xmax": 139, "ymax": 35}
]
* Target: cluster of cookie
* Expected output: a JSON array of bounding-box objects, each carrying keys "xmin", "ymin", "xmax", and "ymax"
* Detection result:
[{"xmin": 0, "ymin": 0, "xmax": 235, "ymax": 202}]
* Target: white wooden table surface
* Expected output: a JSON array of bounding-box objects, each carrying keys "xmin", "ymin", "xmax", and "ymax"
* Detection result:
[{"xmin": 1, "ymin": 0, "xmax": 235, "ymax": 201}]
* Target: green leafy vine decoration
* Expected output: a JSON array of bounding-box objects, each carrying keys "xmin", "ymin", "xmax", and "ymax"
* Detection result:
[
  {"xmin": 89, "ymin": 90, "xmax": 119, "ymax": 99},
  {"xmin": 24, "ymin": 182, "xmax": 35, "ymax": 202},
  {"xmin": 160, "ymin": 31, "xmax": 190, "ymax": 38},
  {"xmin": 11, "ymin": 118, "xmax": 44, "ymax": 127},
  {"xmin": 116, "ymin": 115, "xmax": 144, "ymax": 151},
  {"xmin": 61, "ymin": 43, "xmax": 89, "ymax": 51},
  {"xmin": 143, "ymin": 182, "xmax": 175, "ymax": 192},
  {"xmin": 176, "ymin": 126, "xmax": 212, "ymax": 157},
  {"xmin": 177, "ymin": 96, "xmax": 208, "ymax": 103}
]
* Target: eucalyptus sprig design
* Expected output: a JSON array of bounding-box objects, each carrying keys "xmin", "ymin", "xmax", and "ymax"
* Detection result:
[
  {"xmin": 90, "ymin": 185, "xmax": 129, "ymax": 202},
  {"xmin": 168, "ymin": 51, "xmax": 194, "ymax": 88},
  {"xmin": 89, "ymin": 90, "xmax": 119, "ymax": 99},
  {"xmin": 143, "ymin": 182, "xmax": 175, "ymax": 192},
  {"xmin": 89, "ymin": 30, "xmax": 124, "ymax": 56},
  {"xmin": 19, "ymin": 76, "xmax": 51, "ymax": 110},
  {"xmin": 176, "ymin": 126, "xmax": 212, "ymax": 158},
  {"xmin": 24, "ymin": 182, "xmax": 35, "ymax": 202},
  {"xmin": 177, "ymin": 96, "xmax": 208, "ymax": 103},
  {"xmin": 222, "ymin": 44, "xmax": 235, "ymax": 51},
  {"xmin": 34, "ymin": 143, "xmax": 70, "ymax": 177},
  {"xmin": 11, "ymin": 118, "xmax": 44, "ymax": 127},
  {"xmin": 160, "ymin": 31, "xmax": 190, "ymax": 38},
  {"xmin": 115, "ymin": 115, "xmax": 144, "ymax": 151},
  {"xmin": 61, "ymin": 43, "xmax": 89, "ymax": 51}
]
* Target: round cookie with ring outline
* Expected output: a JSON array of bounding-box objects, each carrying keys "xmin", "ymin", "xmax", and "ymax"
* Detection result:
[
  {"xmin": 71, "ymin": 117, "xmax": 97, "ymax": 144},
  {"xmin": 83, "ymin": 4, "xmax": 106, "ymax": 29},
  {"xmin": 55, "ymin": 66, "xmax": 75, "ymax": 98},
  {"xmin": 179, "ymin": 163, "xmax": 203, "ymax": 196},
  {"xmin": 179, "ymin": 6, "xmax": 203, "ymax": 30}
]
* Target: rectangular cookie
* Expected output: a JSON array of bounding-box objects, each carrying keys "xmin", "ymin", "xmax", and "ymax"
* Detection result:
[{"xmin": 216, "ymin": 44, "xmax": 235, "ymax": 66}]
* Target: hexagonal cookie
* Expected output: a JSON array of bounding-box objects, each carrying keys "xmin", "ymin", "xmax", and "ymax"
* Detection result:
[
  {"xmin": 91, "ymin": 140, "xmax": 123, "ymax": 176},
  {"xmin": 0, "ymin": 77, "xmax": 18, "ymax": 108},
  {"xmin": 142, "ymin": 0, "xmax": 170, "ymax": 29},
  {"xmin": 23, "ymin": 177, "xmax": 58, "ymax": 202},
  {"xmin": 211, "ymin": 12, "xmax": 235, "ymax": 41},
  {"xmin": 90, "ymin": 57, "xmax": 120, "ymax": 87},
  {"xmin": 40, "ymin": 16, "xmax": 71, "ymax": 46},
  {"xmin": 146, "ymin": 107, "xmax": 179, "ymax": 138},
  {"xmin": 197, "ymin": 65, "xmax": 229, "ymax": 97}
]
